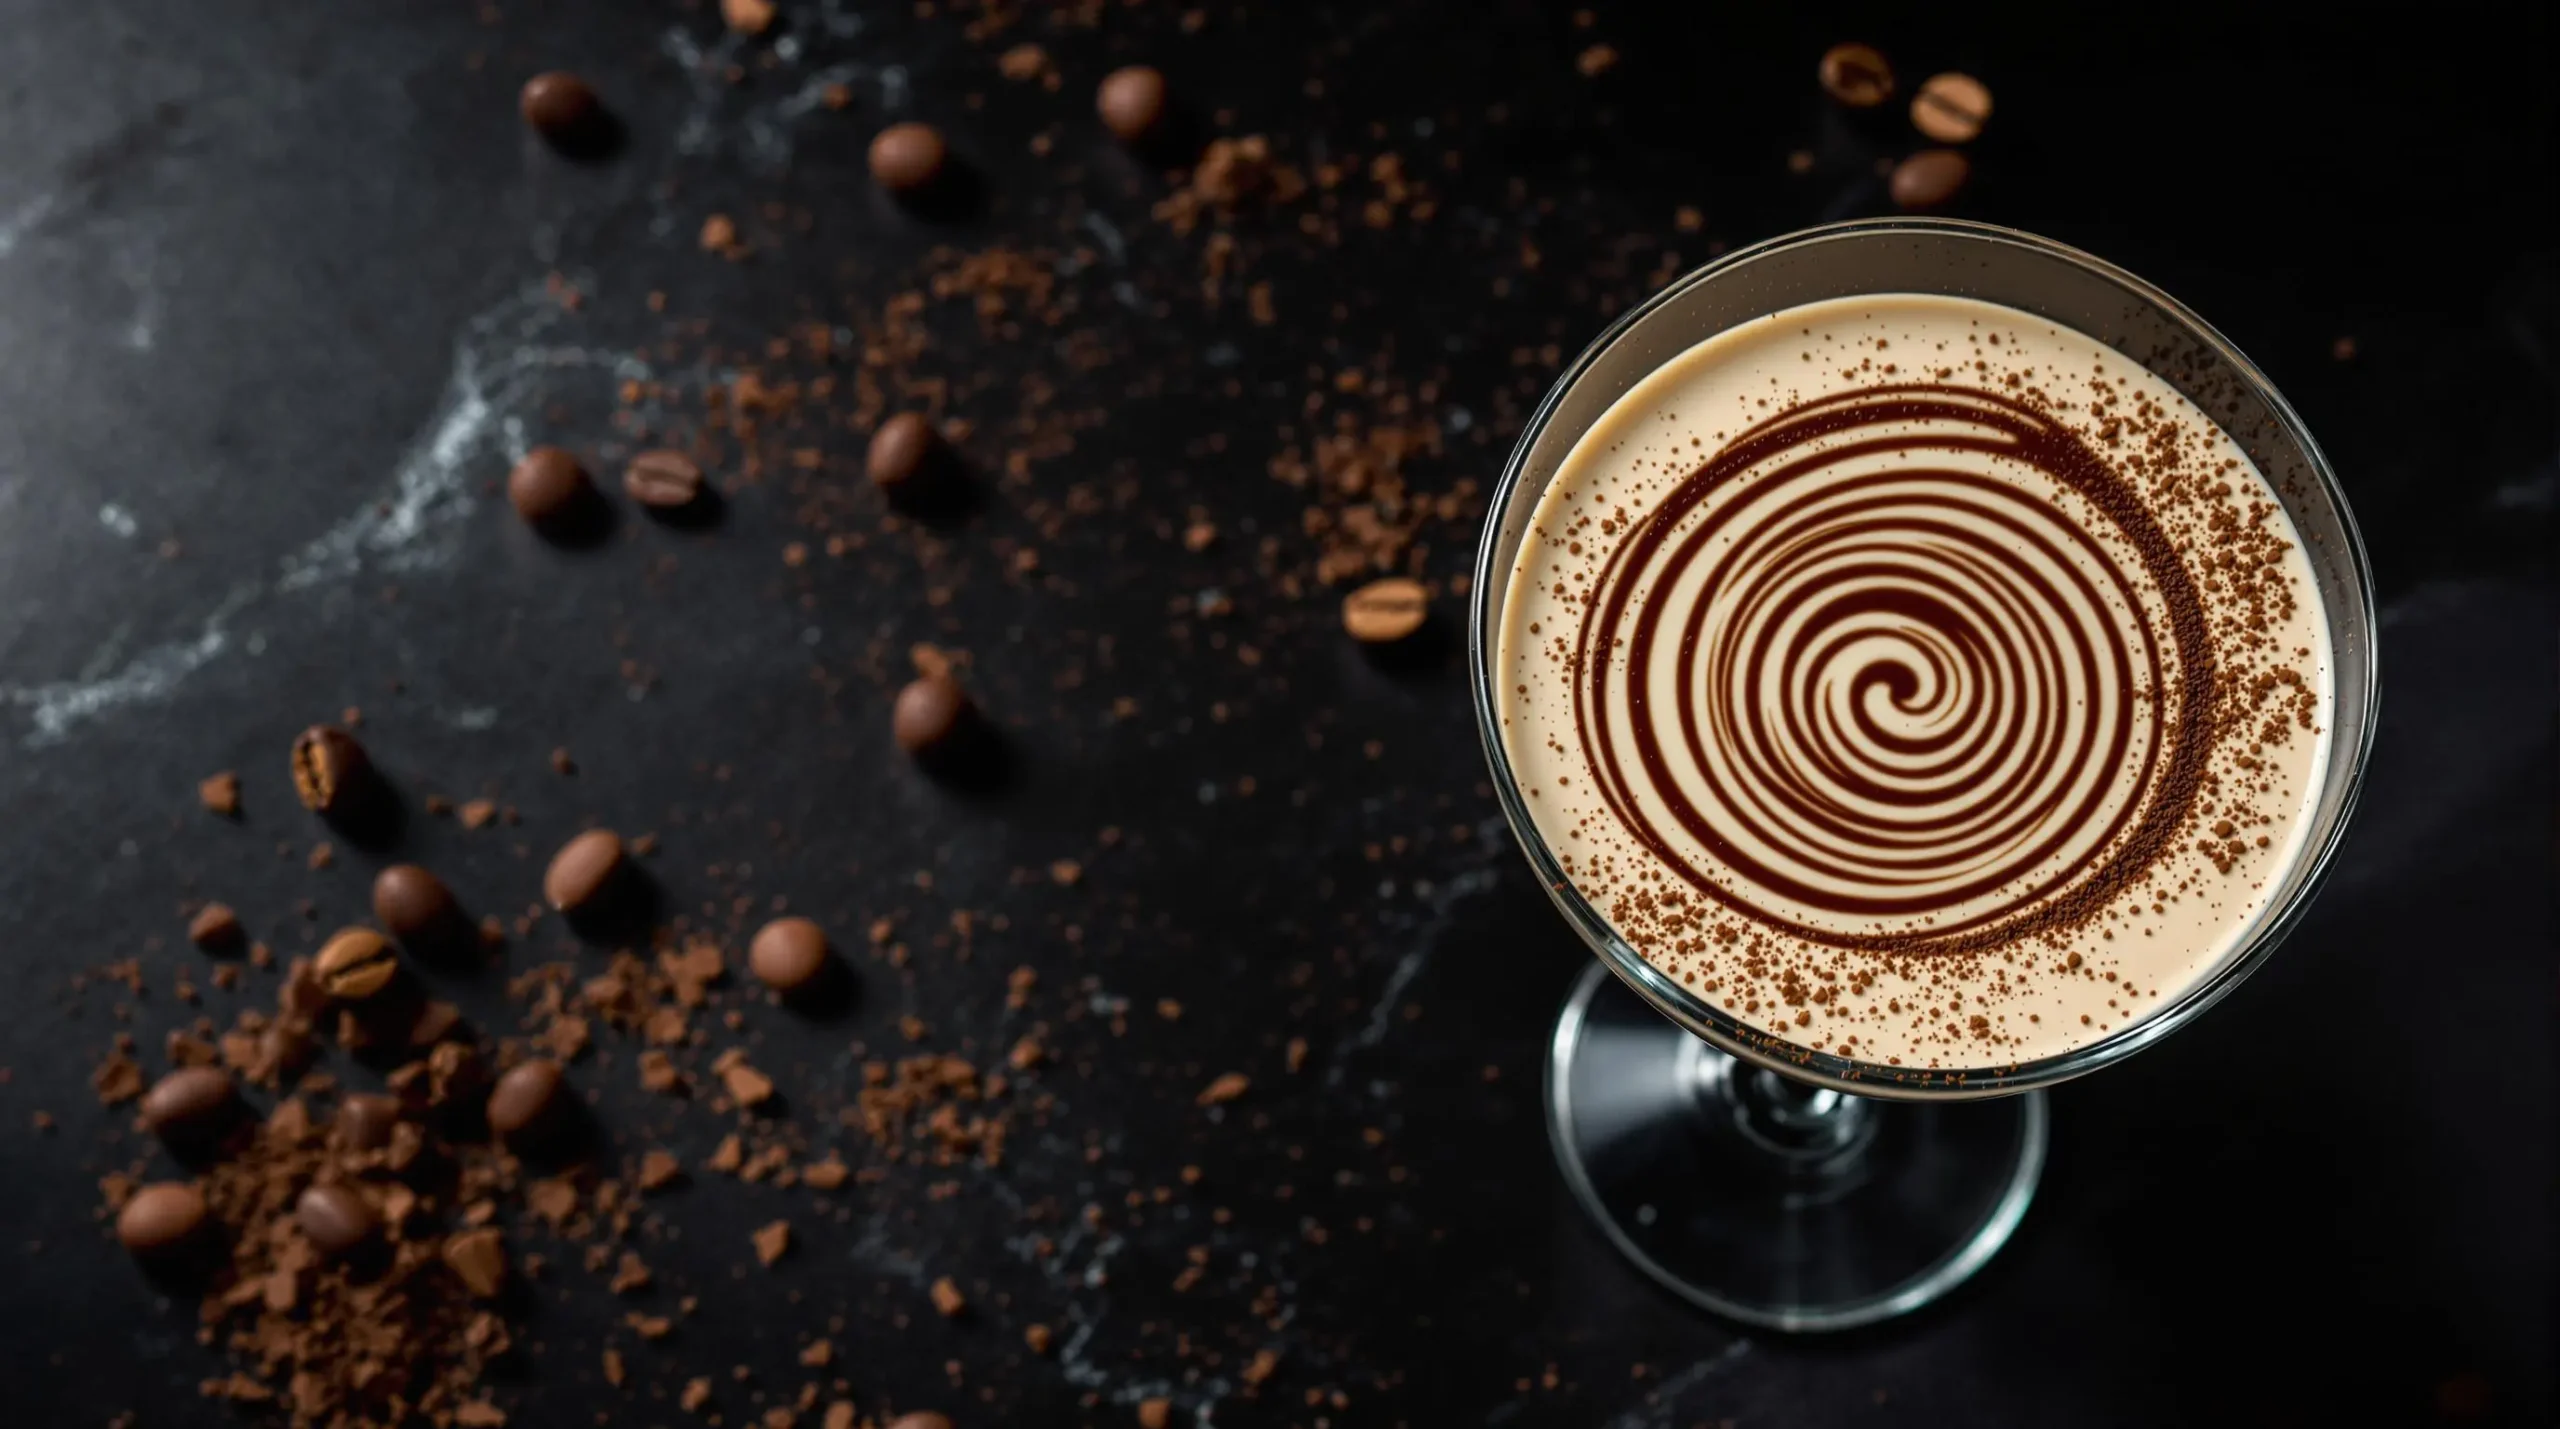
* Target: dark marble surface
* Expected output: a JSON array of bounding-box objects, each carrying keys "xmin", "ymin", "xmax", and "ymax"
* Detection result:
[{"xmin": 1, "ymin": 3, "xmax": 2551, "ymax": 1426}]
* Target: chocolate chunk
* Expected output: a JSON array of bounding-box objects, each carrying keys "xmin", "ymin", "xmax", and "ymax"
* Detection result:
[
  {"xmin": 315, "ymin": 928, "xmax": 399, "ymax": 1003},
  {"xmin": 623, "ymin": 449, "xmax": 705, "ymax": 509},
  {"xmin": 508, "ymin": 447, "xmax": 591, "ymax": 525},
  {"xmin": 868, "ymin": 122, "xmax": 948, "ymax": 195},
  {"xmin": 749, "ymin": 917, "xmax": 830, "ymax": 993},
  {"xmin": 487, "ymin": 1058, "xmax": 566, "ymax": 1141},
  {"xmin": 519, "ymin": 72, "xmax": 601, "ymax": 141},
  {"xmin": 442, "ymin": 1228, "xmax": 508, "ymax": 1298},
  {"xmin": 289, "ymin": 726, "xmax": 371, "ymax": 816},
  {"xmin": 1910, "ymin": 72, "xmax": 1992, "ymax": 143},
  {"xmin": 296, "ymin": 1183, "xmax": 379, "ymax": 1258},
  {"xmin": 544, "ymin": 829, "xmax": 626, "ymax": 914},
  {"xmin": 1342, "ymin": 576, "xmax": 1429, "ymax": 644},
  {"xmin": 373, "ymin": 864, "xmax": 459, "ymax": 944},
  {"xmin": 1097, "ymin": 66, "xmax": 1169, "ymax": 143},
  {"xmin": 1818, "ymin": 42, "xmax": 1895, "ymax": 108},
  {"xmin": 1889, "ymin": 148, "xmax": 1970, "ymax": 211},
  {"xmin": 116, "ymin": 1182, "xmax": 209, "ymax": 1256},
  {"xmin": 187, "ymin": 902, "xmax": 244, "ymax": 952},
  {"xmin": 866, "ymin": 412, "xmax": 940, "ymax": 492},
  {"xmin": 893, "ymin": 675, "xmax": 974, "ymax": 757},
  {"xmin": 335, "ymin": 1093, "xmax": 400, "ymax": 1152},
  {"xmin": 139, "ymin": 1067, "xmax": 238, "ymax": 1145}
]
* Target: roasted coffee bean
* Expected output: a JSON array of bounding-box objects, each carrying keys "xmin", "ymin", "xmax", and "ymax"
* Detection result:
[
  {"xmin": 187, "ymin": 902, "xmax": 243, "ymax": 952},
  {"xmin": 335, "ymin": 1093, "xmax": 400, "ymax": 1152},
  {"xmin": 866, "ymin": 412, "xmax": 940, "ymax": 492},
  {"xmin": 290, "ymin": 726, "xmax": 371, "ymax": 815},
  {"xmin": 869, "ymin": 122, "xmax": 948, "ymax": 194},
  {"xmin": 372, "ymin": 864, "xmax": 458, "ymax": 944},
  {"xmin": 117, "ymin": 1182, "xmax": 209, "ymax": 1257},
  {"xmin": 1910, "ymin": 72, "xmax": 1991, "ymax": 143},
  {"xmin": 1818, "ymin": 42, "xmax": 1895, "ymax": 108},
  {"xmin": 1342, "ymin": 576, "xmax": 1429, "ymax": 644},
  {"xmin": 442, "ymin": 1228, "xmax": 509, "ymax": 1298},
  {"xmin": 749, "ymin": 917, "xmax": 830, "ymax": 993},
  {"xmin": 140, "ymin": 1067, "xmax": 238, "ymax": 1144},
  {"xmin": 508, "ymin": 447, "xmax": 590, "ymax": 525},
  {"xmin": 893, "ymin": 675, "xmax": 973, "ymax": 757},
  {"xmin": 296, "ymin": 1183, "xmax": 379, "ymax": 1258},
  {"xmin": 315, "ymin": 928, "xmax": 399, "ymax": 1002},
  {"xmin": 519, "ymin": 72, "xmax": 600, "ymax": 141},
  {"xmin": 487, "ymin": 1057, "xmax": 566, "ymax": 1140},
  {"xmin": 1097, "ymin": 66, "xmax": 1169, "ymax": 143},
  {"xmin": 623, "ymin": 449, "xmax": 704, "ymax": 508},
  {"xmin": 543, "ymin": 829, "xmax": 626, "ymax": 914},
  {"xmin": 1889, "ymin": 148, "xmax": 1970, "ymax": 211}
]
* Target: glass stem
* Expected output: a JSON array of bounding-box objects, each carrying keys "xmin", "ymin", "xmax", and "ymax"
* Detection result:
[{"xmin": 1683, "ymin": 1037, "xmax": 1877, "ymax": 1171}]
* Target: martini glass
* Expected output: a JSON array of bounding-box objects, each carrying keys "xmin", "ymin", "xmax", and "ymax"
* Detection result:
[{"xmin": 1468, "ymin": 219, "xmax": 2378, "ymax": 1330}]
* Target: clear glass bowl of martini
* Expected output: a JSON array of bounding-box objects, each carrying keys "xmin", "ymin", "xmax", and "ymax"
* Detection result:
[{"xmin": 1471, "ymin": 218, "xmax": 2378, "ymax": 1330}]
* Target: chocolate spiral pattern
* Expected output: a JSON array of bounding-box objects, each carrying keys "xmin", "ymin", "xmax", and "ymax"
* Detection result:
[{"xmin": 1576, "ymin": 385, "xmax": 2214, "ymax": 954}]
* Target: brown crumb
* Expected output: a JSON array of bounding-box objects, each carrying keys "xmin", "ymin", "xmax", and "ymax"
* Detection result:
[
  {"xmin": 752, "ymin": 1219, "xmax": 792, "ymax": 1266},
  {"xmin": 198, "ymin": 771, "xmax": 241, "ymax": 817},
  {"xmin": 1196, "ymin": 1071, "xmax": 1250, "ymax": 1106},
  {"xmin": 929, "ymin": 1276, "xmax": 967, "ymax": 1317}
]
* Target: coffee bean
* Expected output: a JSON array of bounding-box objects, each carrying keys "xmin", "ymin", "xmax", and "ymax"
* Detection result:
[
  {"xmin": 315, "ymin": 928, "xmax": 399, "ymax": 1002},
  {"xmin": 117, "ymin": 1182, "xmax": 209, "ymax": 1257},
  {"xmin": 749, "ymin": 917, "xmax": 830, "ymax": 993},
  {"xmin": 866, "ymin": 412, "xmax": 940, "ymax": 492},
  {"xmin": 544, "ymin": 829, "xmax": 626, "ymax": 914},
  {"xmin": 623, "ymin": 449, "xmax": 705, "ymax": 508},
  {"xmin": 372, "ymin": 864, "xmax": 458, "ymax": 944},
  {"xmin": 187, "ymin": 902, "xmax": 243, "ymax": 952},
  {"xmin": 140, "ymin": 1067, "xmax": 238, "ymax": 1144},
  {"xmin": 1818, "ymin": 42, "xmax": 1895, "ymax": 108},
  {"xmin": 1910, "ymin": 72, "xmax": 1991, "ymax": 143},
  {"xmin": 508, "ymin": 447, "xmax": 590, "ymax": 525},
  {"xmin": 869, "ymin": 122, "xmax": 948, "ymax": 195},
  {"xmin": 1097, "ymin": 66, "xmax": 1169, "ymax": 143},
  {"xmin": 290, "ymin": 726, "xmax": 371, "ymax": 815},
  {"xmin": 1342, "ymin": 576, "xmax": 1429, "ymax": 644},
  {"xmin": 1889, "ymin": 148, "xmax": 1970, "ymax": 211},
  {"xmin": 488, "ymin": 1058, "xmax": 566, "ymax": 1140},
  {"xmin": 893, "ymin": 674, "xmax": 974, "ymax": 757},
  {"xmin": 335, "ymin": 1093, "xmax": 400, "ymax": 1152},
  {"xmin": 442, "ymin": 1228, "xmax": 509, "ymax": 1298},
  {"xmin": 296, "ymin": 1183, "xmax": 380, "ymax": 1258},
  {"xmin": 519, "ymin": 72, "xmax": 600, "ymax": 141}
]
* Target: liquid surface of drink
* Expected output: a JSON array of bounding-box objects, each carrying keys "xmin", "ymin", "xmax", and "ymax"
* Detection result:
[{"xmin": 1496, "ymin": 293, "xmax": 2331, "ymax": 1071}]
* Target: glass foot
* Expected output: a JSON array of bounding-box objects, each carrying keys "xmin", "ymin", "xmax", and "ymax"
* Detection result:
[{"xmin": 1547, "ymin": 961, "xmax": 2048, "ymax": 1331}]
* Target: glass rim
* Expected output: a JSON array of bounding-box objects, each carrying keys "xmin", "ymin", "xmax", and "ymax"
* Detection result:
[{"xmin": 1468, "ymin": 217, "xmax": 2382, "ymax": 1100}]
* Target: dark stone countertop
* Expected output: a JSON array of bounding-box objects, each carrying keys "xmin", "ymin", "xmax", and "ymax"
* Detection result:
[{"xmin": 0, "ymin": 3, "xmax": 2550, "ymax": 1426}]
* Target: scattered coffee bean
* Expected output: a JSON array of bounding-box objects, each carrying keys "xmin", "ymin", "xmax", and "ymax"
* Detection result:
[
  {"xmin": 117, "ymin": 1182, "xmax": 208, "ymax": 1257},
  {"xmin": 893, "ymin": 674, "xmax": 974, "ymax": 757},
  {"xmin": 1910, "ymin": 72, "xmax": 1991, "ymax": 143},
  {"xmin": 442, "ymin": 1228, "xmax": 509, "ymax": 1298},
  {"xmin": 1818, "ymin": 42, "xmax": 1895, "ymax": 108},
  {"xmin": 507, "ymin": 447, "xmax": 590, "ymax": 525},
  {"xmin": 1342, "ymin": 576, "xmax": 1429, "ymax": 644},
  {"xmin": 869, "ymin": 122, "xmax": 948, "ymax": 195},
  {"xmin": 519, "ymin": 72, "xmax": 600, "ymax": 142},
  {"xmin": 623, "ymin": 449, "xmax": 705, "ymax": 508},
  {"xmin": 749, "ymin": 917, "xmax": 830, "ymax": 993},
  {"xmin": 544, "ymin": 829, "xmax": 627, "ymax": 914},
  {"xmin": 290, "ymin": 726, "xmax": 371, "ymax": 816},
  {"xmin": 315, "ymin": 928, "xmax": 399, "ymax": 1002},
  {"xmin": 140, "ymin": 1067, "xmax": 238, "ymax": 1144},
  {"xmin": 487, "ymin": 1058, "xmax": 567, "ymax": 1140},
  {"xmin": 1889, "ymin": 148, "xmax": 1970, "ymax": 211},
  {"xmin": 187, "ymin": 902, "xmax": 243, "ymax": 952},
  {"xmin": 335, "ymin": 1093, "xmax": 400, "ymax": 1152},
  {"xmin": 372, "ymin": 864, "xmax": 458, "ymax": 944},
  {"xmin": 296, "ymin": 1183, "xmax": 380, "ymax": 1258},
  {"xmin": 1097, "ymin": 66, "xmax": 1169, "ymax": 143},
  {"xmin": 866, "ymin": 412, "xmax": 940, "ymax": 492}
]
